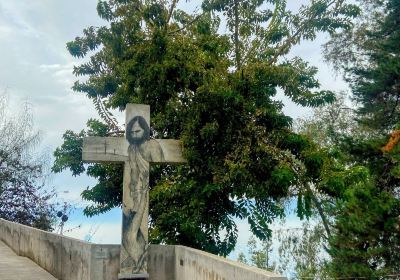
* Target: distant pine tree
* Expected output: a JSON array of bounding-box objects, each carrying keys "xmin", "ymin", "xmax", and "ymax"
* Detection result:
[{"xmin": 324, "ymin": 0, "xmax": 400, "ymax": 277}]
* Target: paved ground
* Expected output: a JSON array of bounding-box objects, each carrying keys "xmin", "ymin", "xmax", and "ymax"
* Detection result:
[{"xmin": 0, "ymin": 240, "xmax": 57, "ymax": 280}]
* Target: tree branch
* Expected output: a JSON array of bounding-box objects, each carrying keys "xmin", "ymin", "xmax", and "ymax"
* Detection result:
[
  {"xmin": 265, "ymin": 0, "xmax": 280, "ymax": 33},
  {"xmin": 167, "ymin": 0, "xmax": 177, "ymax": 24},
  {"xmin": 305, "ymin": 183, "xmax": 332, "ymax": 239},
  {"xmin": 267, "ymin": 0, "xmax": 336, "ymax": 65},
  {"xmin": 168, "ymin": 13, "xmax": 204, "ymax": 35},
  {"xmin": 234, "ymin": 0, "xmax": 241, "ymax": 70}
]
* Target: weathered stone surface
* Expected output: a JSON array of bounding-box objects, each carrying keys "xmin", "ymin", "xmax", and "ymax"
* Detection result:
[
  {"xmin": 90, "ymin": 244, "xmax": 120, "ymax": 280},
  {"xmin": 0, "ymin": 240, "xmax": 56, "ymax": 280},
  {"xmin": 83, "ymin": 137, "xmax": 127, "ymax": 163},
  {"xmin": 39, "ymin": 231, "xmax": 62, "ymax": 279},
  {"xmin": 83, "ymin": 137, "xmax": 185, "ymax": 164},
  {"xmin": 174, "ymin": 246, "xmax": 287, "ymax": 280},
  {"xmin": 82, "ymin": 103, "xmax": 186, "ymax": 277},
  {"xmin": 2, "ymin": 220, "xmax": 12, "ymax": 249},
  {"xmin": 11, "ymin": 222, "xmax": 20, "ymax": 255},
  {"xmin": 61, "ymin": 237, "xmax": 91, "ymax": 280},
  {"xmin": 147, "ymin": 245, "xmax": 175, "ymax": 280},
  {"xmin": 0, "ymin": 218, "xmax": 287, "ymax": 280}
]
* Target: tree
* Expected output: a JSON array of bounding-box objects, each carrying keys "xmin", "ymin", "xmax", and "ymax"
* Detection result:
[
  {"xmin": 237, "ymin": 223, "xmax": 328, "ymax": 279},
  {"xmin": 277, "ymin": 223, "xmax": 328, "ymax": 279},
  {"xmin": 324, "ymin": 0, "xmax": 400, "ymax": 132},
  {"xmin": 0, "ymin": 94, "xmax": 56, "ymax": 231},
  {"xmin": 237, "ymin": 235, "xmax": 276, "ymax": 271},
  {"xmin": 243, "ymin": 93, "xmax": 369, "ymax": 277},
  {"xmin": 249, "ymin": 236, "xmax": 276, "ymax": 271},
  {"xmin": 53, "ymin": 0, "xmax": 359, "ymax": 255},
  {"xmin": 326, "ymin": 167, "xmax": 400, "ymax": 278},
  {"xmin": 296, "ymin": 92, "xmax": 400, "ymax": 278},
  {"xmin": 317, "ymin": 2, "xmax": 400, "ymax": 276}
]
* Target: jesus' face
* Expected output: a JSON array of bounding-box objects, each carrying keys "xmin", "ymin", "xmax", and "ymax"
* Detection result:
[
  {"xmin": 131, "ymin": 120, "xmax": 144, "ymax": 140},
  {"xmin": 126, "ymin": 116, "xmax": 150, "ymax": 146}
]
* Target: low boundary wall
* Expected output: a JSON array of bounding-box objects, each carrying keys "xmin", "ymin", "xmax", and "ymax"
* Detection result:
[{"xmin": 0, "ymin": 218, "xmax": 286, "ymax": 280}]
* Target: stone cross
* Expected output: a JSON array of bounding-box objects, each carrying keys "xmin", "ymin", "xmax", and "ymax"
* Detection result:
[{"xmin": 82, "ymin": 104, "xmax": 185, "ymax": 279}]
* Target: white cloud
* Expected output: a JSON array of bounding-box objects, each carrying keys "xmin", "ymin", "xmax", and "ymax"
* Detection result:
[
  {"xmin": 0, "ymin": 2, "xmax": 42, "ymax": 39},
  {"xmin": 0, "ymin": 25, "xmax": 13, "ymax": 39},
  {"xmin": 39, "ymin": 64, "xmax": 62, "ymax": 70}
]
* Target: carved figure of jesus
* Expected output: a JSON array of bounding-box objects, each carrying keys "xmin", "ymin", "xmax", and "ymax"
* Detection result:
[{"xmin": 121, "ymin": 116, "xmax": 164, "ymax": 273}]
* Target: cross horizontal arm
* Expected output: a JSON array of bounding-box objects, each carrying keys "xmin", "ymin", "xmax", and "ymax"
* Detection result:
[
  {"xmin": 82, "ymin": 137, "xmax": 186, "ymax": 164},
  {"xmin": 83, "ymin": 137, "xmax": 128, "ymax": 163},
  {"xmin": 152, "ymin": 139, "xmax": 186, "ymax": 164}
]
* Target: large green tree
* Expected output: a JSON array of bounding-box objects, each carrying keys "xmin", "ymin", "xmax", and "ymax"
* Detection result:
[
  {"xmin": 321, "ymin": 0, "xmax": 400, "ymax": 277},
  {"xmin": 53, "ymin": 0, "xmax": 359, "ymax": 255}
]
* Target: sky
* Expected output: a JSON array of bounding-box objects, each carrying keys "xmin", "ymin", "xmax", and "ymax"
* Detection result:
[{"xmin": 0, "ymin": 0, "xmax": 349, "ymax": 265}]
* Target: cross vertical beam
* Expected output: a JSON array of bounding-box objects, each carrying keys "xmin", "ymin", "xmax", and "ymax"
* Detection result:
[
  {"xmin": 120, "ymin": 104, "xmax": 150, "ymax": 278},
  {"xmin": 82, "ymin": 104, "xmax": 185, "ymax": 279}
]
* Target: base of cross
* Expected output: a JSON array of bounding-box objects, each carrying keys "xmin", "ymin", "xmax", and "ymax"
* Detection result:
[{"xmin": 118, "ymin": 273, "xmax": 149, "ymax": 279}]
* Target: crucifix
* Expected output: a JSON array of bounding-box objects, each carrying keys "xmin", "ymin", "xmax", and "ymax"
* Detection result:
[{"xmin": 82, "ymin": 104, "xmax": 185, "ymax": 279}]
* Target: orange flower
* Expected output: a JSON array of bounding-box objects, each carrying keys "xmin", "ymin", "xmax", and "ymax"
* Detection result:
[{"xmin": 382, "ymin": 130, "xmax": 400, "ymax": 152}]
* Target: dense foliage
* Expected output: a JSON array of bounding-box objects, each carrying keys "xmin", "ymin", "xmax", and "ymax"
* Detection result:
[
  {"xmin": 157, "ymin": 0, "xmax": 399, "ymax": 276},
  {"xmin": 322, "ymin": 0, "xmax": 400, "ymax": 277},
  {"xmin": 327, "ymin": 168, "xmax": 400, "ymax": 278},
  {"xmin": 241, "ymin": 92, "xmax": 400, "ymax": 279},
  {"xmin": 325, "ymin": 0, "xmax": 400, "ymax": 132},
  {"xmin": 53, "ymin": 0, "xmax": 359, "ymax": 255},
  {"xmin": 0, "ymin": 94, "xmax": 56, "ymax": 231}
]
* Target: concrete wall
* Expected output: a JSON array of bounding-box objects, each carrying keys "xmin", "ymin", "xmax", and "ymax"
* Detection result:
[
  {"xmin": 0, "ymin": 218, "xmax": 117, "ymax": 280},
  {"xmin": 175, "ymin": 246, "xmax": 286, "ymax": 280},
  {"xmin": 0, "ymin": 218, "xmax": 286, "ymax": 280}
]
